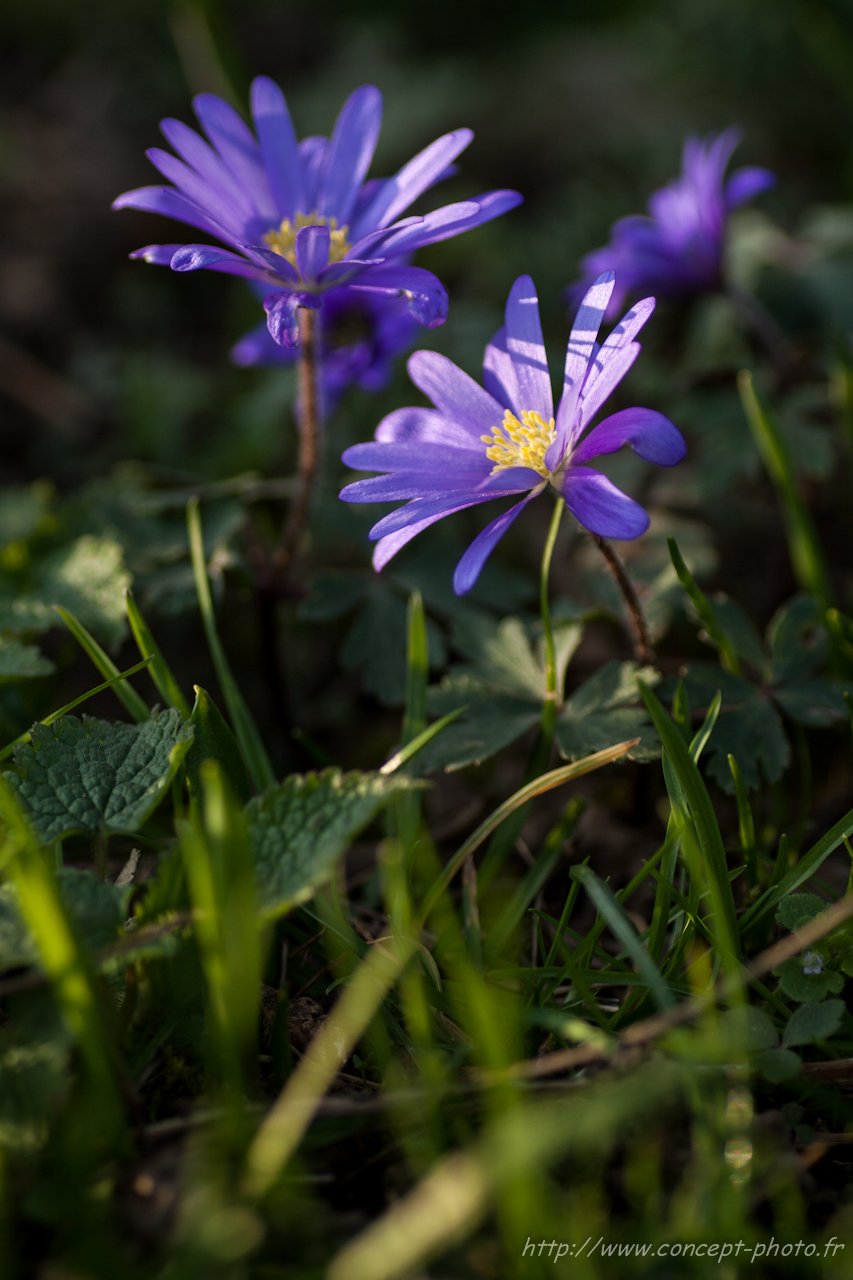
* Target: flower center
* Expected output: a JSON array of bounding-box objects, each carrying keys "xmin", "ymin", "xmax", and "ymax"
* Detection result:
[
  {"xmin": 481, "ymin": 409, "xmax": 556, "ymax": 476},
  {"xmin": 263, "ymin": 212, "xmax": 351, "ymax": 268}
]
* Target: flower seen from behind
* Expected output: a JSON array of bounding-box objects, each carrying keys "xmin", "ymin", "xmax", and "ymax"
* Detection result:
[
  {"xmin": 340, "ymin": 271, "xmax": 687, "ymax": 595},
  {"xmin": 231, "ymin": 286, "xmax": 418, "ymax": 408},
  {"xmin": 113, "ymin": 77, "xmax": 522, "ymax": 349},
  {"xmin": 571, "ymin": 129, "xmax": 775, "ymax": 317}
]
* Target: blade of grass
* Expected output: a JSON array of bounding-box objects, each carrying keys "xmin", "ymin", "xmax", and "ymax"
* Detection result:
[
  {"xmin": 728, "ymin": 753, "xmax": 757, "ymax": 887},
  {"xmin": 0, "ymin": 657, "xmax": 154, "ymax": 762},
  {"xmin": 487, "ymin": 797, "xmax": 584, "ymax": 959},
  {"xmin": 54, "ymin": 605, "xmax": 150, "ymax": 723},
  {"xmin": 639, "ymin": 681, "xmax": 739, "ymax": 964},
  {"xmin": 186, "ymin": 496, "xmax": 274, "ymax": 792},
  {"xmin": 416, "ymin": 739, "xmax": 639, "ymax": 930},
  {"xmin": 0, "ymin": 775, "xmax": 124, "ymax": 1143},
  {"xmin": 570, "ymin": 865, "xmax": 675, "ymax": 1010},
  {"xmin": 668, "ymin": 538, "xmax": 740, "ymax": 674},
  {"xmin": 379, "ymin": 706, "xmax": 467, "ymax": 777},
  {"xmin": 125, "ymin": 587, "xmax": 191, "ymax": 717},
  {"xmin": 738, "ymin": 369, "xmax": 833, "ymax": 610},
  {"xmin": 738, "ymin": 806, "xmax": 853, "ymax": 934}
]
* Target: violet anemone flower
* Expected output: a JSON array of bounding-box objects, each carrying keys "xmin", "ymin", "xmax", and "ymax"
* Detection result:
[
  {"xmin": 571, "ymin": 129, "xmax": 774, "ymax": 317},
  {"xmin": 231, "ymin": 285, "xmax": 417, "ymax": 406},
  {"xmin": 113, "ymin": 77, "xmax": 522, "ymax": 349},
  {"xmin": 340, "ymin": 271, "xmax": 687, "ymax": 595}
]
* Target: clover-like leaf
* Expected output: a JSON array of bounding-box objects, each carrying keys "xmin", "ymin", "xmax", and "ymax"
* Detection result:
[
  {"xmin": 707, "ymin": 595, "xmax": 767, "ymax": 674},
  {"xmin": 775, "ymin": 892, "xmax": 828, "ymax": 931},
  {"xmin": 556, "ymin": 661, "xmax": 660, "ymax": 763},
  {"xmin": 773, "ymin": 955, "xmax": 844, "ymax": 1002},
  {"xmin": 769, "ymin": 594, "xmax": 828, "ymax": 683},
  {"xmin": 666, "ymin": 663, "xmax": 789, "ymax": 792},
  {"xmin": 248, "ymin": 768, "xmax": 419, "ymax": 918},
  {"xmin": 5, "ymin": 709, "xmax": 193, "ymax": 843},
  {"xmin": 773, "ymin": 678, "xmax": 853, "ymax": 727},
  {"xmin": 419, "ymin": 675, "xmax": 540, "ymax": 773},
  {"xmin": 783, "ymin": 998, "xmax": 845, "ymax": 1047}
]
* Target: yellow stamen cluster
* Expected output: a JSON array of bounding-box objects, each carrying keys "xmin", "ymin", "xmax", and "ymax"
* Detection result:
[
  {"xmin": 263, "ymin": 211, "xmax": 351, "ymax": 268},
  {"xmin": 482, "ymin": 409, "xmax": 556, "ymax": 476}
]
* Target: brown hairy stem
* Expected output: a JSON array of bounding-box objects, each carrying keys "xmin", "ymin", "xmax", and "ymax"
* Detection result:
[
  {"xmin": 592, "ymin": 534, "xmax": 654, "ymax": 664},
  {"xmin": 275, "ymin": 306, "xmax": 320, "ymax": 574}
]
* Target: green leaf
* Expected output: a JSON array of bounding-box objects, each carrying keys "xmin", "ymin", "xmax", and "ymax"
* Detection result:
[
  {"xmin": 340, "ymin": 585, "xmax": 446, "ymax": 707},
  {"xmin": 769, "ymin": 594, "xmax": 828, "ymax": 682},
  {"xmin": 4, "ymin": 709, "xmax": 193, "ymax": 843},
  {"xmin": 773, "ymin": 957, "xmax": 844, "ymax": 1002},
  {"xmin": 449, "ymin": 614, "xmax": 546, "ymax": 699},
  {"xmin": 719, "ymin": 1006, "xmax": 778, "ymax": 1052},
  {"xmin": 668, "ymin": 663, "xmax": 789, "ymax": 792},
  {"xmin": 0, "ymin": 637, "xmax": 54, "ymax": 681},
  {"xmin": 755, "ymin": 1048, "xmax": 802, "ymax": 1082},
  {"xmin": 0, "ymin": 536, "xmax": 130, "ymax": 647},
  {"xmin": 783, "ymin": 998, "xmax": 845, "ymax": 1046},
  {"xmin": 773, "ymin": 677, "xmax": 853, "ymax": 727},
  {"xmin": 556, "ymin": 662, "xmax": 660, "ymax": 763},
  {"xmin": 775, "ymin": 892, "xmax": 828, "ymax": 931},
  {"xmin": 248, "ymin": 768, "xmax": 417, "ymax": 918},
  {"xmin": 707, "ymin": 595, "xmax": 767, "ymax": 674},
  {"xmin": 298, "ymin": 569, "xmax": 370, "ymax": 622},
  {"xmin": 419, "ymin": 676, "xmax": 539, "ymax": 772},
  {"xmin": 186, "ymin": 686, "xmax": 251, "ymax": 807}
]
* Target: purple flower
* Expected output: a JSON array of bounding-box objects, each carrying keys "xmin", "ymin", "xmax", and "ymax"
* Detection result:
[
  {"xmin": 113, "ymin": 77, "xmax": 522, "ymax": 349},
  {"xmin": 340, "ymin": 271, "xmax": 687, "ymax": 595},
  {"xmin": 571, "ymin": 129, "xmax": 775, "ymax": 317},
  {"xmin": 231, "ymin": 286, "xmax": 418, "ymax": 406}
]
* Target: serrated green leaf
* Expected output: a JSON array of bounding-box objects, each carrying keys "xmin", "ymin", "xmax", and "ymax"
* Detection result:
[
  {"xmin": 668, "ymin": 663, "xmax": 789, "ymax": 792},
  {"xmin": 0, "ymin": 637, "xmax": 54, "ymax": 681},
  {"xmin": 0, "ymin": 869, "xmax": 127, "ymax": 974},
  {"xmin": 783, "ymin": 998, "xmax": 845, "ymax": 1046},
  {"xmin": 449, "ymin": 615, "xmax": 545, "ymax": 699},
  {"xmin": 768, "ymin": 594, "xmax": 827, "ymax": 683},
  {"xmin": 419, "ymin": 676, "xmax": 540, "ymax": 772},
  {"xmin": 707, "ymin": 595, "xmax": 767, "ymax": 674},
  {"xmin": 0, "ymin": 535, "xmax": 131, "ymax": 647},
  {"xmin": 248, "ymin": 768, "xmax": 418, "ymax": 918},
  {"xmin": 776, "ymin": 892, "xmax": 828, "ymax": 931},
  {"xmin": 556, "ymin": 661, "xmax": 660, "ymax": 763},
  {"xmin": 4, "ymin": 709, "xmax": 193, "ymax": 843},
  {"xmin": 773, "ymin": 956, "xmax": 844, "ymax": 1002},
  {"xmin": 773, "ymin": 677, "xmax": 853, "ymax": 727}
]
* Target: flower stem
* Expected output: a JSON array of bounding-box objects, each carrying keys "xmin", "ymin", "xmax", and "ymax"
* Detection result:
[
  {"xmin": 277, "ymin": 306, "xmax": 320, "ymax": 573},
  {"xmin": 539, "ymin": 497, "xmax": 565, "ymax": 742},
  {"xmin": 592, "ymin": 534, "xmax": 654, "ymax": 665}
]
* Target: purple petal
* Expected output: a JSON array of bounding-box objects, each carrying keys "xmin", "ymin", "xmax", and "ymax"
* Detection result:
[
  {"xmin": 316, "ymin": 258, "xmax": 385, "ymax": 287},
  {"xmin": 130, "ymin": 244, "xmax": 183, "ymax": 265},
  {"xmin": 317, "ymin": 86, "xmax": 383, "ymax": 225},
  {"xmin": 341, "ymin": 470, "xmax": 494, "ymax": 502},
  {"xmin": 264, "ymin": 291, "xmax": 301, "ymax": 348},
  {"xmin": 571, "ymin": 407, "xmax": 687, "ymax": 466},
  {"xmin": 482, "ymin": 326, "xmax": 519, "ymax": 414},
  {"xmin": 577, "ymin": 341, "xmax": 641, "ymax": 430},
  {"xmin": 724, "ymin": 166, "xmax": 776, "ymax": 209},
  {"xmin": 561, "ymin": 466, "xmax": 649, "ymax": 540},
  {"xmin": 423, "ymin": 189, "xmax": 522, "ymax": 242},
  {"xmin": 453, "ymin": 491, "xmax": 541, "ymax": 595},
  {"xmin": 192, "ymin": 93, "xmax": 275, "ymax": 221},
  {"xmin": 159, "ymin": 119, "xmax": 255, "ymax": 223},
  {"xmin": 351, "ymin": 129, "xmax": 474, "ymax": 238},
  {"xmin": 504, "ymin": 275, "xmax": 552, "ymax": 421},
  {"xmin": 602, "ymin": 296, "xmax": 656, "ymax": 350},
  {"xmin": 407, "ymin": 350, "xmax": 504, "ymax": 436},
  {"xmin": 295, "ymin": 224, "xmax": 330, "ymax": 280},
  {"xmin": 350, "ymin": 265, "xmax": 448, "ymax": 328},
  {"xmin": 168, "ymin": 243, "xmax": 277, "ymax": 283},
  {"xmin": 372, "ymin": 502, "xmax": 481, "ymax": 571},
  {"xmin": 231, "ymin": 321, "xmax": 295, "ymax": 367},
  {"xmin": 554, "ymin": 271, "xmax": 616, "ymax": 452},
  {"xmin": 145, "ymin": 147, "xmax": 246, "ymax": 239},
  {"xmin": 342, "ymin": 441, "xmax": 490, "ymax": 474},
  {"xmin": 375, "ymin": 406, "xmax": 485, "ymax": 451},
  {"xmin": 112, "ymin": 185, "xmax": 230, "ymax": 242},
  {"xmin": 368, "ymin": 488, "xmax": 512, "ymax": 540},
  {"xmin": 251, "ymin": 76, "xmax": 304, "ymax": 220},
  {"xmin": 350, "ymin": 203, "xmax": 478, "ymax": 258},
  {"xmin": 299, "ymin": 136, "xmax": 328, "ymax": 210},
  {"xmin": 236, "ymin": 242, "xmax": 300, "ymax": 282}
]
